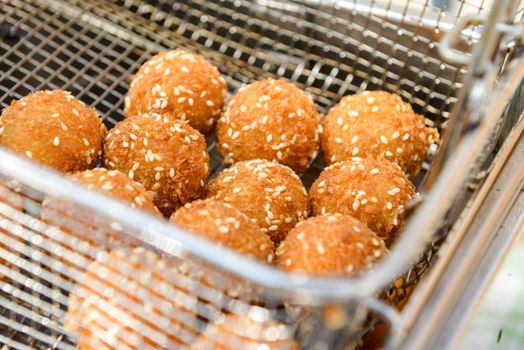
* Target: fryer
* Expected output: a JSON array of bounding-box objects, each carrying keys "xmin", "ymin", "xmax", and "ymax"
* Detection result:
[{"xmin": 0, "ymin": 0, "xmax": 523, "ymax": 349}]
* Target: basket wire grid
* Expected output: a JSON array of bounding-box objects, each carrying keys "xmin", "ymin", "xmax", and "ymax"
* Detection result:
[{"xmin": 0, "ymin": 0, "xmax": 523, "ymax": 349}]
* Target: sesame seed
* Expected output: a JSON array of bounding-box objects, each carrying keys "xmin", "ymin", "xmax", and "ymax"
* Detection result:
[
  {"xmin": 386, "ymin": 202, "xmax": 393, "ymax": 210},
  {"xmin": 367, "ymin": 97, "xmax": 376, "ymax": 104},
  {"xmin": 335, "ymin": 137, "xmax": 342, "ymax": 144},
  {"xmin": 353, "ymin": 225, "xmax": 361, "ymax": 232},
  {"xmin": 392, "ymin": 131, "xmax": 400, "ymax": 139},
  {"xmin": 351, "ymin": 136, "xmax": 359, "ymax": 144},
  {"xmin": 240, "ymin": 105, "xmax": 247, "ymax": 112},
  {"xmin": 233, "ymin": 187, "xmax": 242, "ymax": 193},
  {"xmin": 371, "ymin": 106, "xmax": 379, "ymax": 112},
  {"xmin": 169, "ymin": 168, "xmax": 175, "ymax": 177},
  {"xmin": 268, "ymin": 225, "xmax": 278, "ymax": 231},
  {"xmin": 337, "ymin": 117, "xmax": 343, "ymax": 126},
  {"xmin": 25, "ymin": 151, "xmax": 33, "ymax": 159},
  {"xmin": 122, "ymin": 141, "xmax": 129, "ymax": 147},
  {"xmin": 129, "ymin": 133, "xmax": 137, "ymax": 140},
  {"xmin": 82, "ymin": 138, "xmax": 89, "ymax": 146},
  {"xmin": 403, "ymin": 133, "xmax": 410, "ymax": 141},
  {"xmin": 218, "ymin": 226, "xmax": 229, "ymax": 234},
  {"xmin": 348, "ymin": 110, "xmax": 359, "ymax": 118},
  {"xmin": 370, "ymin": 168, "xmax": 380, "ymax": 174},
  {"xmin": 380, "ymin": 136, "xmax": 388, "ymax": 144},
  {"xmin": 181, "ymin": 66, "xmax": 189, "ymax": 73},
  {"xmin": 387, "ymin": 187, "xmax": 401, "ymax": 195},
  {"xmin": 316, "ymin": 243, "xmax": 325, "ymax": 254},
  {"xmin": 72, "ymin": 109, "xmax": 79, "ymax": 116},
  {"xmin": 154, "ymin": 167, "xmax": 164, "ymax": 171},
  {"xmin": 53, "ymin": 136, "xmax": 60, "ymax": 146},
  {"xmin": 51, "ymin": 113, "xmax": 60, "ymax": 118},
  {"xmin": 352, "ymin": 147, "xmax": 360, "ymax": 156},
  {"xmin": 128, "ymin": 170, "xmax": 134, "ymax": 179},
  {"xmin": 206, "ymin": 100, "xmax": 214, "ymax": 107},
  {"xmin": 393, "ymin": 217, "xmax": 399, "ymax": 226},
  {"xmin": 266, "ymin": 134, "xmax": 273, "ymax": 142},
  {"xmin": 385, "ymin": 151, "xmax": 394, "ymax": 157},
  {"xmin": 102, "ymin": 182, "xmax": 113, "ymax": 191},
  {"xmin": 188, "ymin": 98, "xmax": 194, "ymax": 106},
  {"xmin": 178, "ymin": 97, "xmax": 186, "ymax": 103},
  {"xmin": 352, "ymin": 200, "xmax": 360, "ymax": 211},
  {"xmin": 330, "ymin": 154, "xmax": 337, "ymax": 162},
  {"xmin": 371, "ymin": 197, "xmax": 378, "ymax": 203}
]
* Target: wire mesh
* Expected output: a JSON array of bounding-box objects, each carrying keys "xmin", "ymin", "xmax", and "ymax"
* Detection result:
[{"xmin": 0, "ymin": 0, "xmax": 522, "ymax": 349}]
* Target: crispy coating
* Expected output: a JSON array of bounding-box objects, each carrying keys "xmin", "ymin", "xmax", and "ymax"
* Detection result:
[
  {"xmin": 103, "ymin": 113, "xmax": 210, "ymax": 216},
  {"xmin": 125, "ymin": 49, "xmax": 227, "ymax": 134},
  {"xmin": 205, "ymin": 159, "xmax": 308, "ymax": 244},
  {"xmin": 217, "ymin": 78, "xmax": 321, "ymax": 173},
  {"xmin": 190, "ymin": 313, "xmax": 300, "ymax": 350},
  {"xmin": 171, "ymin": 199, "xmax": 274, "ymax": 262},
  {"xmin": 71, "ymin": 168, "xmax": 160, "ymax": 216},
  {"xmin": 309, "ymin": 157, "xmax": 416, "ymax": 245},
  {"xmin": 321, "ymin": 91, "xmax": 439, "ymax": 177},
  {"xmin": 0, "ymin": 90, "xmax": 106, "ymax": 172},
  {"xmin": 40, "ymin": 169, "xmax": 161, "ymax": 258},
  {"xmin": 276, "ymin": 214, "xmax": 387, "ymax": 276},
  {"xmin": 65, "ymin": 247, "xmax": 201, "ymax": 349}
]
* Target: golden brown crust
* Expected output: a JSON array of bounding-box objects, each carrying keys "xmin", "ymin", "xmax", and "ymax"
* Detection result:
[
  {"xmin": 190, "ymin": 313, "xmax": 301, "ymax": 350},
  {"xmin": 125, "ymin": 50, "xmax": 227, "ymax": 134},
  {"xmin": 217, "ymin": 78, "xmax": 321, "ymax": 173},
  {"xmin": 171, "ymin": 199, "xmax": 274, "ymax": 263},
  {"xmin": 0, "ymin": 90, "xmax": 106, "ymax": 172},
  {"xmin": 321, "ymin": 91, "xmax": 439, "ymax": 177},
  {"xmin": 276, "ymin": 214, "xmax": 387, "ymax": 276},
  {"xmin": 205, "ymin": 159, "xmax": 308, "ymax": 244},
  {"xmin": 70, "ymin": 168, "xmax": 161, "ymax": 216},
  {"xmin": 309, "ymin": 157, "xmax": 416, "ymax": 245},
  {"xmin": 65, "ymin": 247, "xmax": 198, "ymax": 349},
  {"xmin": 103, "ymin": 113, "xmax": 210, "ymax": 216}
]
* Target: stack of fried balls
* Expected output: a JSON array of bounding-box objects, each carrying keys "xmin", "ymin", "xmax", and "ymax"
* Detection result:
[{"xmin": 0, "ymin": 48, "xmax": 438, "ymax": 349}]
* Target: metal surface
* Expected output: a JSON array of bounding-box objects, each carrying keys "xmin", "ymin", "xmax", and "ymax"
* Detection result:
[
  {"xmin": 0, "ymin": 0, "xmax": 522, "ymax": 349},
  {"xmin": 401, "ymin": 119, "xmax": 524, "ymax": 350}
]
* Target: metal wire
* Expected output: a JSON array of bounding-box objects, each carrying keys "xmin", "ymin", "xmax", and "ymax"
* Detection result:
[{"xmin": 0, "ymin": 0, "xmax": 522, "ymax": 349}]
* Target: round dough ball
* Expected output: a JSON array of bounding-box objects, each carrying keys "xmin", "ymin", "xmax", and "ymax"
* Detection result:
[
  {"xmin": 103, "ymin": 113, "xmax": 210, "ymax": 216},
  {"xmin": 70, "ymin": 168, "xmax": 160, "ymax": 216},
  {"xmin": 205, "ymin": 159, "xmax": 308, "ymax": 244},
  {"xmin": 190, "ymin": 313, "xmax": 300, "ymax": 350},
  {"xmin": 217, "ymin": 78, "xmax": 321, "ymax": 173},
  {"xmin": 0, "ymin": 90, "xmax": 106, "ymax": 172},
  {"xmin": 125, "ymin": 49, "xmax": 227, "ymax": 134},
  {"xmin": 321, "ymin": 91, "xmax": 439, "ymax": 177},
  {"xmin": 276, "ymin": 214, "xmax": 387, "ymax": 276},
  {"xmin": 64, "ymin": 247, "xmax": 203, "ymax": 349},
  {"xmin": 171, "ymin": 199, "xmax": 274, "ymax": 263},
  {"xmin": 309, "ymin": 157, "xmax": 416, "ymax": 245}
]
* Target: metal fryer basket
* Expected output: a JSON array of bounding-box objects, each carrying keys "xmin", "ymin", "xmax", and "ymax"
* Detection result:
[{"xmin": 0, "ymin": 0, "xmax": 523, "ymax": 349}]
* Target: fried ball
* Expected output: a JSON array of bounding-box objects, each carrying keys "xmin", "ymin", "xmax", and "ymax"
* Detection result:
[
  {"xmin": 171, "ymin": 199, "xmax": 274, "ymax": 263},
  {"xmin": 103, "ymin": 113, "xmax": 210, "ymax": 216},
  {"xmin": 205, "ymin": 159, "xmax": 308, "ymax": 244},
  {"xmin": 190, "ymin": 313, "xmax": 300, "ymax": 350},
  {"xmin": 65, "ymin": 247, "xmax": 203, "ymax": 349},
  {"xmin": 70, "ymin": 168, "xmax": 160, "ymax": 216},
  {"xmin": 276, "ymin": 214, "xmax": 387, "ymax": 276},
  {"xmin": 321, "ymin": 91, "xmax": 439, "ymax": 177},
  {"xmin": 40, "ymin": 169, "xmax": 162, "ymax": 269},
  {"xmin": 0, "ymin": 90, "xmax": 107, "ymax": 172},
  {"xmin": 125, "ymin": 49, "xmax": 227, "ymax": 134},
  {"xmin": 309, "ymin": 157, "xmax": 416, "ymax": 245},
  {"xmin": 217, "ymin": 78, "xmax": 321, "ymax": 173}
]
